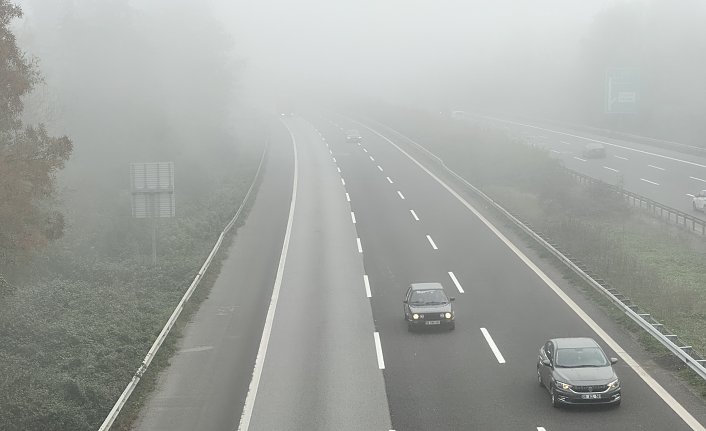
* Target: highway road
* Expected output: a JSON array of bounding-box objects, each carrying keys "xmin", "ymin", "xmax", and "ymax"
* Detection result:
[
  {"xmin": 133, "ymin": 110, "xmax": 706, "ymax": 431},
  {"xmin": 466, "ymin": 114, "xmax": 706, "ymax": 214},
  {"xmin": 309, "ymin": 112, "xmax": 706, "ymax": 430}
]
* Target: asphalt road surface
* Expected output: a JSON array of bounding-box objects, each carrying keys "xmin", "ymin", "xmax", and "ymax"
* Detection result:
[
  {"xmin": 465, "ymin": 114, "xmax": 706, "ymax": 214},
  {"xmin": 133, "ymin": 111, "xmax": 706, "ymax": 431}
]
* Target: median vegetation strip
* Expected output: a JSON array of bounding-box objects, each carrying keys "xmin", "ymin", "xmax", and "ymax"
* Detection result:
[{"xmin": 368, "ymin": 105, "xmax": 706, "ymax": 398}]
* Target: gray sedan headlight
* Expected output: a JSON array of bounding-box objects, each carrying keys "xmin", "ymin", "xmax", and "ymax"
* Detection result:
[
  {"xmin": 554, "ymin": 380, "xmax": 571, "ymax": 391},
  {"xmin": 444, "ymin": 312, "xmax": 452, "ymax": 319},
  {"xmin": 412, "ymin": 313, "xmax": 419, "ymax": 320},
  {"xmin": 607, "ymin": 379, "xmax": 620, "ymax": 390}
]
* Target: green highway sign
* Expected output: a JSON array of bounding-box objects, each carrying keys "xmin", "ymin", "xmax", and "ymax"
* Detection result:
[{"xmin": 605, "ymin": 68, "xmax": 639, "ymax": 114}]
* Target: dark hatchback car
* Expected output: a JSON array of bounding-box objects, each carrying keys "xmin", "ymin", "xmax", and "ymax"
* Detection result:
[
  {"xmin": 345, "ymin": 129, "xmax": 362, "ymax": 143},
  {"xmin": 537, "ymin": 337, "xmax": 621, "ymax": 407},
  {"xmin": 403, "ymin": 283, "xmax": 455, "ymax": 331},
  {"xmin": 582, "ymin": 142, "xmax": 607, "ymax": 158}
]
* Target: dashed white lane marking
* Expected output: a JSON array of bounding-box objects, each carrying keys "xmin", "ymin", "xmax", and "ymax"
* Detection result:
[
  {"xmin": 615, "ymin": 155, "xmax": 629, "ymax": 160},
  {"xmin": 604, "ymin": 166, "xmax": 619, "ymax": 172},
  {"xmin": 537, "ymin": 428, "xmax": 547, "ymax": 431},
  {"xmin": 346, "ymin": 192, "xmax": 350, "ymax": 202},
  {"xmin": 329, "ymin": 149, "xmax": 333, "ymax": 155},
  {"xmin": 373, "ymin": 332, "xmax": 385, "ymax": 369},
  {"xmin": 397, "ymin": 191, "xmax": 406, "ymax": 200},
  {"xmin": 426, "ymin": 235, "xmax": 438, "ymax": 250},
  {"xmin": 332, "ymin": 157, "xmax": 336, "ymax": 163},
  {"xmin": 686, "ymin": 193, "xmax": 695, "ymax": 198},
  {"xmin": 377, "ymin": 165, "xmax": 384, "ymax": 172},
  {"xmin": 355, "ymin": 122, "xmax": 706, "ymax": 431},
  {"xmin": 356, "ymin": 238, "xmax": 363, "ymax": 253},
  {"xmin": 448, "ymin": 272, "xmax": 464, "ymax": 293},
  {"xmin": 648, "ymin": 164, "xmax": 665, "ymax": 171},
  {"xmin": 573, "ymin": 156, "xmax": 587, "ymax": 162},
  {"xmin": 386, "ymin": 177, "xmax": 394, "ymax": 184},
  {"xmin": 238, "ymin": 122, "xmax": 299, "ymax": 431},
  {"xmin": 363, "ymin": 148, "xmax": 368, "ymax": 153},
  {"xmin": 341, "ymin": 178, "xmax": 346, "ymax": 186},
  {"xmin": 369, "ymin": 155, "xmax": 375, "ymax": 161},
  {"xmin": 337, "ymin": 167, "xmax": 341, "ymax": 173},
  {"xmin": 550, "ymin": 150, "xmax": 561, "ymax": 154},
  {"xmin": 560, "ymin": 140, "xmax": 572, "ymax": 145},
  {"xmin": 641, "ymin": 178, "xmax": 660, "ymax": 186},
  {"xmin": 410, "ymin": 209, "xmax": 420, "ymax": 221},
  {"xmin": 480, "ymin": 328, "xmax": 506, "ymax": 364},
  {"xmin": 363, "ymin": 275, "xmax": 372, "ymax": 298},
  {"xmin": 690, "ymin": 176, "xmax": 706, "ymax": 183},
  {"xmin": 351, "ymin": 212, "xmax": 356, "ymax": 224}
]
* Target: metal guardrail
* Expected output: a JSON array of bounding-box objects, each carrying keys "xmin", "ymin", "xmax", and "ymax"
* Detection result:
[
  {"xmin": 568, "ymin": 169, "xmax": 706, "ymax": 236},
  {"xmin": 368, "ymin": 119, "xmax": 706, "ymax": 383},
  {"xmin": 98, "ymin": 141, "xmax": 269, "ymax": 431}
]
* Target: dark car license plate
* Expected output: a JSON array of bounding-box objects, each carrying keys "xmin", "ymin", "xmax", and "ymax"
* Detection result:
[
  {"xmin": 581, "ymin": 394, "xmax": 601, "ymax": 399},
  {"xmin": 425, "ymin": 320, "xmax": 441, "ymax": 325}
]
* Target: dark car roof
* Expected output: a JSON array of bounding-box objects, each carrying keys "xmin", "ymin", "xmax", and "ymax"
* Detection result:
[
  {"xmin": 410, "ymin": 282, "xmax": 443, "ymax": 291},
  {"xmin": 552, "ymin": 337, "xmax": 601, "ymax": 349}
]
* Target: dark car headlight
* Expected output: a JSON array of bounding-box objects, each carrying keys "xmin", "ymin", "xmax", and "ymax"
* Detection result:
[
  {"xmin": 554, "ymin": 380, "xmax": 572, "ymax": 391},
  {"xmin": 412, "ymin": 313, "xmax": 419, "ymax": 320},
  {"xmin": 444, "ymin": 312, "xmax": 452, "ymax": 319}
]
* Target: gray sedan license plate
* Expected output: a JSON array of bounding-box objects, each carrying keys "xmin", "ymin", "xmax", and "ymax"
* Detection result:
[
  {"xmin": 426, "ymin": 320, "xmax": 441, "ymax": 325},
  {"xmin": 581, "ymin": 394, "xmax": 601, "ymax": 399}
]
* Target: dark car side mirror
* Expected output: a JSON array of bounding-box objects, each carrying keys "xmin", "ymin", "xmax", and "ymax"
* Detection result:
[
  {"xmin": 449, "ymin": 297, "xmax": 456, "ymax": 302},
  {"xmin": 403, "ymin": 300, "xmax": 408, "ymax": 304},
  {"xmin": 610, "ymin": 357, "xmax": 619, "ymax": 365},
  {"xmin": 541, "ymin": 359, "xmax": 552, "ymax": 367}
]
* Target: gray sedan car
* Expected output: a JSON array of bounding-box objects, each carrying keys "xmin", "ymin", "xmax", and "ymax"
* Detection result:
[{"xmin": 537, "ymin": 337, "xmax": 621, "ymax": 407}]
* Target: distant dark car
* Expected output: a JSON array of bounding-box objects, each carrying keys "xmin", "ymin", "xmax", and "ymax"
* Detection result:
[
  {"xmin": 403, "ymin": 282, "xmax": 455, "ymax": 331},
  {"xmin": 537, "ymin": 337, "xmax": 621, "ymax": 407},
  {"xmin": 582, "ymin": 142, "xmax": 607, "ymax": 158},
  {"xmin": 345, "ymin": 129, "xmax": 362, "ymax": 143}
]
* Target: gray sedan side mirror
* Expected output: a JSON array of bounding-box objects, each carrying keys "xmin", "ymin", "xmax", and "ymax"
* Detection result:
[
  {"xmin": 610, "ymin": 357, "xmax": 619, "ymax": 365},
  {"xmin": 541, "ymin": 359, "xmax": 551, "ymax": 367}
]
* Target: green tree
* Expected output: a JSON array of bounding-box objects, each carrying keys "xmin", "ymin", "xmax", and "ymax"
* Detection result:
[{"xmin": 0, "ymin": 0, "xmax": 72, "ymax": 271}]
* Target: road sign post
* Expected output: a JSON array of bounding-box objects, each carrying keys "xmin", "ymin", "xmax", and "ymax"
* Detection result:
[{"xmin": 130, "ymin": 162, "xmax": 175, "ymax": 266}]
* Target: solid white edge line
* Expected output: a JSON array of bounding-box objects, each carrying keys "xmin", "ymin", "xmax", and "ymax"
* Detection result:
[
  {"xmin": 364, "ymin": 274, "xmax": 372, "ymax": 298},
  {"xmin": 357, "ymin": 237, "xmax": 363, "ymax": 253},
  {"xmin": 354, "ymin": 119, "xmax": 706, "ymax": 431},
  {"xmin": 397, "ymin": 191, "xmax": 405, "ymax": 200},
  {"xmin": 410, "ymin": 209, "xmax": 419, "ymax": 221},
  {"xmin": 373, "ymin": 332, "xmax": 385, "ymax": 369},
  {"xmin": 640, "ymin": 178, "xmax": 660, "ymax": 186},
  {"xmin": 351, "ymin": 211, "xmax": 356, "ymax": 224},
  {"xmin": 387, "ymin": 177, "xmax": 394, "ymax": 184},
  {"xmin": 448, "ymin": 271, "xmax": 464, "ymax": 293},
  {"xmin": 238, "ymin": 123, "xmax": 299, "ymax": 431},
  {"xmin": 426, "ymin": 235, "xmax": 438, "ymax": 250},
  {"xmin": 480, "ymin": 328, "xmax": 506, "ymax": 364}
]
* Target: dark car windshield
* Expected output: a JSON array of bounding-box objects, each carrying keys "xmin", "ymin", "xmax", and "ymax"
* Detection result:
[
  {"xmin": 409, "ymin": 289, "xmax": 448, "ymax": 305},
  {"xmin": 555, "ymin": 347, "xmax": 609, "ymax": 367}
]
